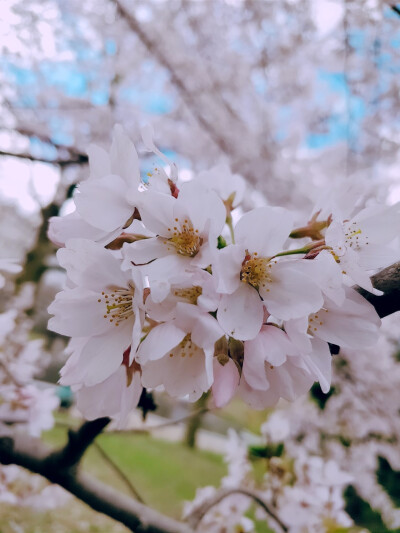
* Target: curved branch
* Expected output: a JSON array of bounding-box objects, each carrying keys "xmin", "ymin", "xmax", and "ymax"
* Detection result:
[
  {"xmin": 0, "ymin": 426, "xmax": 193, "ymax": 533},
  {"xmin": 187, "ymin": 487, "xmax": 288, "ymax": 533},
  {"xmin": 46, "ymin": 417, "xmax": 111, "ymax": 470},
  {"xmin": 357, "ymin": 261, "xmax": 400, "ymax": 318}
]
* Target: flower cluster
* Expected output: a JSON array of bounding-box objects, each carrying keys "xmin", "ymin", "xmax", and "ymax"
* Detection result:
[
  {"xmin": 185, "ymin": 430, "xmax": 355, "ymax": 533},
  {"xmin": 0, "ymin": 263, "xmax": 66, "ymax": 511},
  {"xmin": 0, "ymin": 274, "xmax": 59, "ymax": 437},
  {"xmin": 48, "ymin": 125, "xmax": 399, "ymax": 425}
]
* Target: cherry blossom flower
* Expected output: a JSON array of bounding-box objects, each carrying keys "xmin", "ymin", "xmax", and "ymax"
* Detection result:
[
  {"xmin": 239, "ymin": 325, "xmax": 331, "ymax": 409},
  {"xmin": 122, "ymin": 180, "xmax": 226, "ymax": 300},
  {"xmin": 144, "ymin": 268, "xmax": 220, "ymax": 321},
  {"xmin": 285, "ymin": 287, "xmax": 381, "ymax": 350},
  {"xmin": 325, "ymin": 202, "xmax": 400, "ymax": 293},
  {"xmin": 48, "ymin": 125, "xmax": 142, "ymax": 246},
  {"xmin": 197, "ymin": 163, "xmax": 246, "ymax": 212},
  {"xmin": 213, "ymin": 206, "xmax": 324, "ymax": 340},
  {"xmin": 0, "ymin": 385, "xmax": 59, "ymax": 437},
  {"xmin": 48, "ymin": 239, "xmax": 144, "ymax": 387},
  {"xmin": 137, "ymin": 302, "xmax": 223, "ymax": 400},
  {"xmin": 75, "ymin": 363, "xmax": 142, "ymax": 427}
]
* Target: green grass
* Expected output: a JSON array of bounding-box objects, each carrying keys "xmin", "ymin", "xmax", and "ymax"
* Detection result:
[
  {"xmin": 0, "ymin": 418, "xmax": 226, "ymax": 532},
  {"xmin": 42, "ymin": 419, "xmax": 226, "ymax": 518}
]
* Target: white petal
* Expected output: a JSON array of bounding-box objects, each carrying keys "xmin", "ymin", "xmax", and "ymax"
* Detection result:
[
  {"xmin": 122, "ymin": 238, "xmax": 171, "ymax": 265},
  {"xmin": 77, "ymin": 367, "xmax": 142, "ymax": 425},
  {"xmin": 79, "ymin": 324, "xmax": 132, "ymax": 386},
  {"xmin": 177, "ymin": 181, "xmax": 226, "ymax": 237},
  {"xmin": 356, "ymin": 243, "xmax": 400, "ymax": 270},
  {"xmin": 139, "ymin": 191, "xmax": 175, "ymax": 236},
  {"xmin": 48, "ymin": 289, "xmax": 112, "ymax": 337},
  {"xmin": 212, "ymin": 358, "xmax": 240, "ymax": 408},
  {"xmin": 235, "ymin": 207, "xmax": 294, "ymax": 256},
  {"xmin": 190, "ymin": 312, "xmax": 224, "ymax": 350},
  {"xmin": 340, "ymin": 251, "xmax": 383, "ymax": 295},
  {"xmin": 305, "ymin": 338, "xmax": 331, "ymax": 393},
  {"xmin": 243, "ymin": 326, "xmax": 296, "ymax": 391},
  {"xmin": 217, "ymin": 285, "xmax": 263, "ymax": 340},
  {"xmin": 267, "ymin": 360, "xmax": 314, "ymax": 402},
  {"xmin": 297, "ymin": 251, "xmax": 345, "ymax": 306},
  {"xmin": 137, "ymin": 322, "xmax": 186, "ymax": 363},
  {"xmin": 141, "ymin": 347, "xmax": 210, "ymax": 399},
  {"xmin": 243, "ymin": 336, "xmax": 270, "ymax": 391},
  {"xmin": 284, "ymin": 317, "xmax": 312, "ymax": 353},
  {"xmin": 87, "ymin": 143, "xmax": 111, "ymax": 180},
  {"xmin": 110, "ymin": 124, "xmax": 140, "ymax": 186},
  {"xmin": 212, "ymin": 244, "xmax": 244, "ymax": 294},
  {"xmin": 315, "ymin": 288, "xmax": 381, "ymax": 348},
  {"xmin": 48, "ymin": 212, "xmax": 112, "ymax": 247},
  {"xmin": 263, "ymin": 261, "xmax": 323, "ymax": 320},
  {"xmin": 353, "ymin": 203, "xmax": 400, "ymax": 245},
  {"xmin": 74, "ymin": 174, "xmax": 133, "ymax": 231},
  {"xmin": 58, "ymin": 239, "xmax": 128, "ymax": 291},
  {"xmin": 325, "ymin": 220, "xmax": 346, "ymax": 249},
  {"xmin": 238, "ymin": 375, "xmax": 279, "ymax": 409}
]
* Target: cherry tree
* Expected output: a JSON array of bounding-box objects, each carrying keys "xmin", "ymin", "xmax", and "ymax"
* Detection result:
[{"xmin": 1, "ymin": 1, "xmax": 400, "ymax": 532}]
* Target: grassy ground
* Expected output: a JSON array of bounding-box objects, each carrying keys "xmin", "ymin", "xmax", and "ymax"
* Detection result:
[{"xmin": 0, "ymin": 418, "xmax": 227, "ymax": 532}]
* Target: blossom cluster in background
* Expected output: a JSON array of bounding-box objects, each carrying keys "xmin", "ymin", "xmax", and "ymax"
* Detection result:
[
  {"xmin": 47, "ymin": 125, "xmax": 400, "ymax": 425},
  {"xmin": 0, "ymin": 262, "xmax": 65, "ymax": 509},
  {"xmin": 187, "ymin": 313, "xmax": 400, "ymax": 533}
]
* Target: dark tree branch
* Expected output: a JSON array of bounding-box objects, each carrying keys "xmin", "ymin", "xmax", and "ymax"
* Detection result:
[
  {"xmin": 0, "ymin": 425, "xmax": 193, "ymax": 533},
  {"xmin": 11, "ymin": 124, "xmax": 89, "ymax": 162},
  {"xmin": 46, "ymin": 417, "xmax": 111, "ymax": 471},
  {"xmin": 356, "ymin": 262, "xmax": 400, "ymax": 318},
  {"xmin": 391, "ymin": 5, "xmax": 400, "ymax": 17},
  {"xmin": 0, "ymin": 149, "xmax": 87, "ymax": 166},
  {"xmin": 187, "ymin": 487, "xmax": 288, "ymax": 533}
]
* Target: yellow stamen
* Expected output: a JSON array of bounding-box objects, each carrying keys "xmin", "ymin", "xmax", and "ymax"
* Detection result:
[
  {"xmin": 98, "ymin": 284, "xmax": 135, "ymax": 326},
  {"xmin": 240, "ymin": 255, "xmax": 272, "ymax": 290}
]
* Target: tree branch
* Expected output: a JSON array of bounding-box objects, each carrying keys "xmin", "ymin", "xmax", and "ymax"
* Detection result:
[
  {"xmin": 187, "ymin": 487, "xmax": 288, "ymax": 533},
  {"xmin": 0, "ymin": 149, "xmax": 87, "ymax": 166},
  {"xmin": 46, "ymin": 417, "xmax": 111, "ymax": 471},
  {"xmin": 356, "ymin": 261, "xmax": 400, "ymax": 318},
  {"xmin": 0, "ymin": 424, "xmax": 193, "ymax": 533},
  {"xmin": 114, "ymin": 0, "xmax": 244, "ymax": 165},
  {"xmin": 391, "ymin": 5, "xmax": 400, "ymax": 17}
]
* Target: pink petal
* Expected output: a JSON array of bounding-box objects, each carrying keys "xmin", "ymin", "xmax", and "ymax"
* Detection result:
[{"xmin": 212, "ymin": 358, "xmax": 240, "ymax": 408}]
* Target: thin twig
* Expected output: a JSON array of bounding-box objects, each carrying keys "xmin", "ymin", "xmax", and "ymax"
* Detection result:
[
  {"xmin": 11, "ymin": 124, "xmax": 88, "ymax": 161},
  {"xmin": 188, "ymin": 487, "xmax": 288, "ymax": 533},
  {"xmin": 111, "ymin": 408, "xmax": 209, "ymax": 434},
  {"xmin": 93, "ymin": 440, "xmax": 145, "ymax": 503},
  {"xmin": 0, "ymin": 149, "xmax": 87, "ymax": 166}
]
